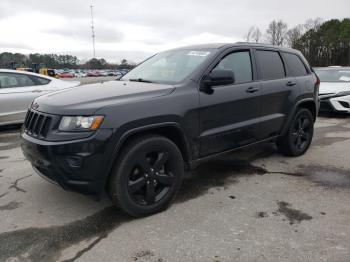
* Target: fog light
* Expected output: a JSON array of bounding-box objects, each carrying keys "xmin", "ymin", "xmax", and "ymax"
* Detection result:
[{"xmin": 66, "ymin": 156, "xmax": 83, "ymax": 169}]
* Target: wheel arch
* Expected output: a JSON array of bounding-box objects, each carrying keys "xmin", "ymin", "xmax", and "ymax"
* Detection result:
[
  {"xmin": 111, "ymin": 122, "xmax": 191, "ymax": 171},
  {"xmin": 298, "ymin": 100, "xmax": 317, "ymax": 122},
  {"xmin": 281, "ymin": 98, "xmax": 317, "ymax": 137}
]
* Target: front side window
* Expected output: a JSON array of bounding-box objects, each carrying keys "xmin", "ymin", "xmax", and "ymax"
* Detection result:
[
  {"xmin": 213, "ymin": 51, "xmax": 253, "ymax": 84},
  {"xmin": 256, "ymin": 50, "xmax": 285, "ymax": 80},
  {"xmin": 283, "ymin": 52, "xmax": 308, "ymax": 77},
  {"xmin": 0, "ymin": 73, "xmax": 35, "ymax": 88},
  {"xmin": 123, "ymin": 49, "xmax": 213, "ymax": 84}
]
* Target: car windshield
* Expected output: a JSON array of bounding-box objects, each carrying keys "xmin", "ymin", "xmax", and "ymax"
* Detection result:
[
  {"xmin": 122, "ymin": 49, "xmax": 213, "ymax": 84},
  {"xmin": 315, "ymin": 68, "xmax": 350, "ymax": 82}
]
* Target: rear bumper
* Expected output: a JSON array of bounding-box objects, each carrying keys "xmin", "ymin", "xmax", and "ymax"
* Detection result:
[{"xmin": 21, "ymin": 129, "xmax": 115, "ymax": 195}]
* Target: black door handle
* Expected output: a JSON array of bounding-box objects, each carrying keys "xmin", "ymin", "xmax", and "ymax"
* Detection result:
[
  {"xmin": 286, "ymin": 81, "xmax": 296, "ymax": 86},
  {"xmin": 246, "ymin": 87, "xmax": 259, "ymax": 93}
]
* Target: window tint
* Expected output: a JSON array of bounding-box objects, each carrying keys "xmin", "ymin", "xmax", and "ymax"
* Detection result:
[
  {"xmin": 214, "ymin": 51, "xmax": 252, "ymax": 83},
  {"xmin": 0, "ymin": 73, "xmax": 35, "ymax": 88},
  {"xmin": 283, "ymin": 53, "xmax": 308, "ymax": 77},
  {"xmin": 256, "ymin": 50, "xmax": 285, "ymax": 80}
]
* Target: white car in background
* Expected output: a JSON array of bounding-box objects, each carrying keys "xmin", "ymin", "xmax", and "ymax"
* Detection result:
[
  {"xmin": 315, "ymin": 67, "xmax": 350, "ymax": 114},
  {"xmin": 0, "ymin": 69, "xmax": 80, "ymax": 126}
]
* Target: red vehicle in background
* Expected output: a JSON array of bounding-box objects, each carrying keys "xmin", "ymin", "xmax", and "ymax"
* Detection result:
[
  {"xmin": 86, "ymin": 71, "xmax": 101, "ymax": 77},
  {"xmin": 57, "ymin": 72, "xmax": 75, "ymax": 78}
]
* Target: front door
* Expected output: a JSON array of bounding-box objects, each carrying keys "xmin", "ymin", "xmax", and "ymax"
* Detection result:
[{"xmin": 199, "ymin": 50, "xmax": 262, "ymax": 157}]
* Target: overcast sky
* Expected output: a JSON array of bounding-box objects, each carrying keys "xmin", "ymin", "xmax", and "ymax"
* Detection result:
[{"xmin": 0, "ymin": 0, "xmax": 349, "ymax": 63}]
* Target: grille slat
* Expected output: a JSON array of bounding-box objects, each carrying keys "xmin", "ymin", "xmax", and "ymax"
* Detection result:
[
  {"xmin": 32, "ymin": 114, "xmax": 40, "ymax": 136},
  {"xmin": 24, "ymin": 110, "xmax": 52, "ymax": 139},
  {"xmin": 28, "ymin": 114, "xmax": 38, "ymax": 134},
  {"xmin": 37, "ymin": 116, "xmax": 46, "ymax": 137},
  {"xmin": 24, "ymin": 110, "xmax": 31, "ymax": 127},
  {"xmin": 26, "ymin": 111, "xmax": 35, "ymax": 130}
]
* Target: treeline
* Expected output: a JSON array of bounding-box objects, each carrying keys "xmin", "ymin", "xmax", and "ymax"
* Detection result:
[
  {"xmin": 246, "ymin": 18, "xmax": 350, "ymax": 66},
  {"xmin": 0, "ymin": 52, "xmax": 135, "ymax": 70}
]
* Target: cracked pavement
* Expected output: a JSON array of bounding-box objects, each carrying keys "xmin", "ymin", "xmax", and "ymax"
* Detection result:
[{"xmin": 0, "ymin": 115, "xmax": 350, "ymax": 262}]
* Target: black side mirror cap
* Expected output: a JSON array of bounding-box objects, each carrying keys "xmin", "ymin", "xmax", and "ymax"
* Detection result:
[{"xmin": 202, "ymin": 69, "xmax": 235, "ymax": 88}]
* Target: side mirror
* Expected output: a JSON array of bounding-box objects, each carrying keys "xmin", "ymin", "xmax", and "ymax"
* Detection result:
[{"xmin": 202, "ymin": 69, "xmax": 235, "ymax": 88}]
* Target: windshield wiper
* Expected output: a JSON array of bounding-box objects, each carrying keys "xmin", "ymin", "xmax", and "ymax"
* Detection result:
[{"xmin": 129, "ymin": 78, "xmax": 157, "ymax": 83}]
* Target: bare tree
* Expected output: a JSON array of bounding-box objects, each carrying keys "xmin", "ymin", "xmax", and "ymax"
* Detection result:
[
  {"xmin": 245, "ymin": 26, "xmax": 262, "ymax": 43},
  {"xmin": 304, "ymin": 18, "xmax": 323, "ymax": 31},
  {"xmin": 266, "ymin": 20, "xmax": 288, "ymax": 46},
  {"xmin": 245, "ymin": 26, "xmax": 255, "ymax": 42},
  {"xmin": 252, "ymin": 28, "xmax": 262, "ymax": 43},
  {"xmin": 286, "ymin": 24, "xmax": 303, "ymax": 48}
]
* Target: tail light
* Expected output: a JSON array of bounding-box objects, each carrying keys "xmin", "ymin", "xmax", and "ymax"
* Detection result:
[
  {"xmin": 315, "ymin": 75, "xmax": 320, "ymax": 87},
  {"xmin": 314, "ymin": 74, "xmax": 320, "ymax": 95}
]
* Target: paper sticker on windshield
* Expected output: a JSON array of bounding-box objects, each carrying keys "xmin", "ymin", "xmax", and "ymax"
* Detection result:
[{"xmin": 187, "ymin": 51, "xmax": 210, "ymax": 57}]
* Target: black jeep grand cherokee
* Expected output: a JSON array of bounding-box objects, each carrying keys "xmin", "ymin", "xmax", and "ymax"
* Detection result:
[{"xmin": 21, "ymin": 43, "xmax": 319, "ymax": 217}]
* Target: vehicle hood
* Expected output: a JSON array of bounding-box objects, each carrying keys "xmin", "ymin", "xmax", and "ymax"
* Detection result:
[
  {"xmin": 34, "ymin": 80, "xmax": 175, "ymax": 115},
  {"xmin": 319, "ymin": 82, "xmax": 350, "ymax": 95}
]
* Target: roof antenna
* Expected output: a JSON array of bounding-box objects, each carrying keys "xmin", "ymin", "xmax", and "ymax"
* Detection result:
[{"xmin": 90, "ymin": 2, "xmax": 96, "ymax": 58}]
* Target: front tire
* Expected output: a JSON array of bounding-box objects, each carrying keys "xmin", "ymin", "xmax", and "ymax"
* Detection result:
[
  {"xmin": 108, "ymin": 135, "xmax": 184, "ymax": 217},
  {"xmin": 277, "ymin": 108, "xmax": 314, "ymax": 156}
]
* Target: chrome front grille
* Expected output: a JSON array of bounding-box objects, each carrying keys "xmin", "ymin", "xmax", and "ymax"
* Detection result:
[{"xmin": 24, "ymin": 110, "xmax": 52, "ymax": 139}]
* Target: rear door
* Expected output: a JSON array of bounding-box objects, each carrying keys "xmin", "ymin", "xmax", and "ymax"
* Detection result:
[
  {"xmin": 255, "ymin": 49, "xmax": 295, "ymax": 140},
  {"xmin": 282, "ymin": 51, "xmax": 313, "ymax": 94},
  {"xmin": 0, "ymin": 72, "xmax": 44, "ymax": 124},
  {"xmin": 199, "ymin": 49, "xmax": 262, "ymax": 156}
]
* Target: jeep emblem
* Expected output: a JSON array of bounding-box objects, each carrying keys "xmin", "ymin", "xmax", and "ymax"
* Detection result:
[{"xmin": 31, "ymin": 102, "xmax": 39, "ymax": 110}]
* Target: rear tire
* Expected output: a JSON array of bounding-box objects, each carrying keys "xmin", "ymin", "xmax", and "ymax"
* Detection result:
[
  {"xmin": 107, "ymin": 135, "xmax": 184, "ymax": 217},
  {"xmin": 277, "ymin": 108, "xmax": 314, "ymax": 156}
]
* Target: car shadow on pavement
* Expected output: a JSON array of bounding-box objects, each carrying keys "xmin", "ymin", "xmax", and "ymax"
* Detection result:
[
  {"xmin": 0, "ymin": 142, "xmax": 278, "ymax": 262},
  {"xmin": 318, "ymin": 111, "xmax": 350, "ymax": 118}
]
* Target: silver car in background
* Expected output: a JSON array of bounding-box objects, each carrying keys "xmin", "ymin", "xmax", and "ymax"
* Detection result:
[
  {"xmin": 315, "ymin": 67, "xmax": 350, "ymax": 114},
  {"xmin": 0, "ymin": 69, "xmax": 80, "ymax": 126}
]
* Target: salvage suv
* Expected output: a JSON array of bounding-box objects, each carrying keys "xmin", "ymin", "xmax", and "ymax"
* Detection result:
[{"xmin": 21, "ymin": 43, "xmax": 319, "ymax": 217}]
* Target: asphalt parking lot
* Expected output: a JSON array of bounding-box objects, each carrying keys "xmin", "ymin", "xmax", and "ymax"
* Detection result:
[{"xmin": 0, "ymin": 115, "xmax": 350, "ymax": 262}]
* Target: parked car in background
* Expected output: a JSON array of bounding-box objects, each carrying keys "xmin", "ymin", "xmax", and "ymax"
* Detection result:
[
  {"xmin": 75, "ymin": 72, "xmax": 87, "ymax": 78},
  {"xmin": 106, "ymin": 70, "xmax": 115, "ymax": 76},
  {"xmin": 0, "ymin": 69, "xmax": 80, "ymax": 126},
  {"xmin": 21, "ymin": 43, "xmax": 319, "ymax": 217},
  {"xmin": 39, "ymin": 68, "xmax": 57, "ymax": 78},
  {"xmin": 315, "ymin": 67, "xmax": 350, "ymax": 113},
  {"xmin": 57, "ymin": 72, "xmax": 75, "ymax": 78},
  {"xmin": 87, "ymin": 71, "xmax": 100, "ymax": 77}
]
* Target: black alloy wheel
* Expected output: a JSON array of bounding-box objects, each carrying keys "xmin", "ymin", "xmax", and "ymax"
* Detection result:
[
  {"xmin": 277, "ymin": 108, "xmax": 314, "ymax": 156},
  {"xmin": 291, "ymin": 114, "xmax": 312, "ymax": 151},
  {"xmin": 127, "ymin": 151, "xmax": 174, "ymax": 206},
  {"xmin": 108, "ymin": 135, "xmax": 184, "ymax": 217}
]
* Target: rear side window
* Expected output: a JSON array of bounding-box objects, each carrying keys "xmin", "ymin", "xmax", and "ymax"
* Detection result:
[
  {"xmin": 214, "ymin": 51, "xmax": 253, "ymax": 84},
  {"xmin": 32, "ymin": 76, "xmax": 51, "ymax": 85},
  {"xmin": 283, "ymin": 52, "xmax": 308, "ymax": 77},
  {"xmin": 256, "ymin": 50, "xmax": 285, "ymax": 80},
  {"xmin": 0, "ymin": 73, "xmax": 35, "ymax": 88}
]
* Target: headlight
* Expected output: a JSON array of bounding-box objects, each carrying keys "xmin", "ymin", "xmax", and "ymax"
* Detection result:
[
  {"xmin": 59, "ymin": 116, "xmax": 104, "ymax": 131},
  {"xmin": 335, "ymin": 91, "xmax": 350, "ymax": 97}
]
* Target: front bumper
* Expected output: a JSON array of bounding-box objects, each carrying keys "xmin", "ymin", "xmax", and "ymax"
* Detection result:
[
  {"xmin": 21, "ymin": 129, "xmax": 115, "ymax": 195},
  {"xmin": 319, "ymin": 94, "xmax": 350, "ymax": 113}
]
